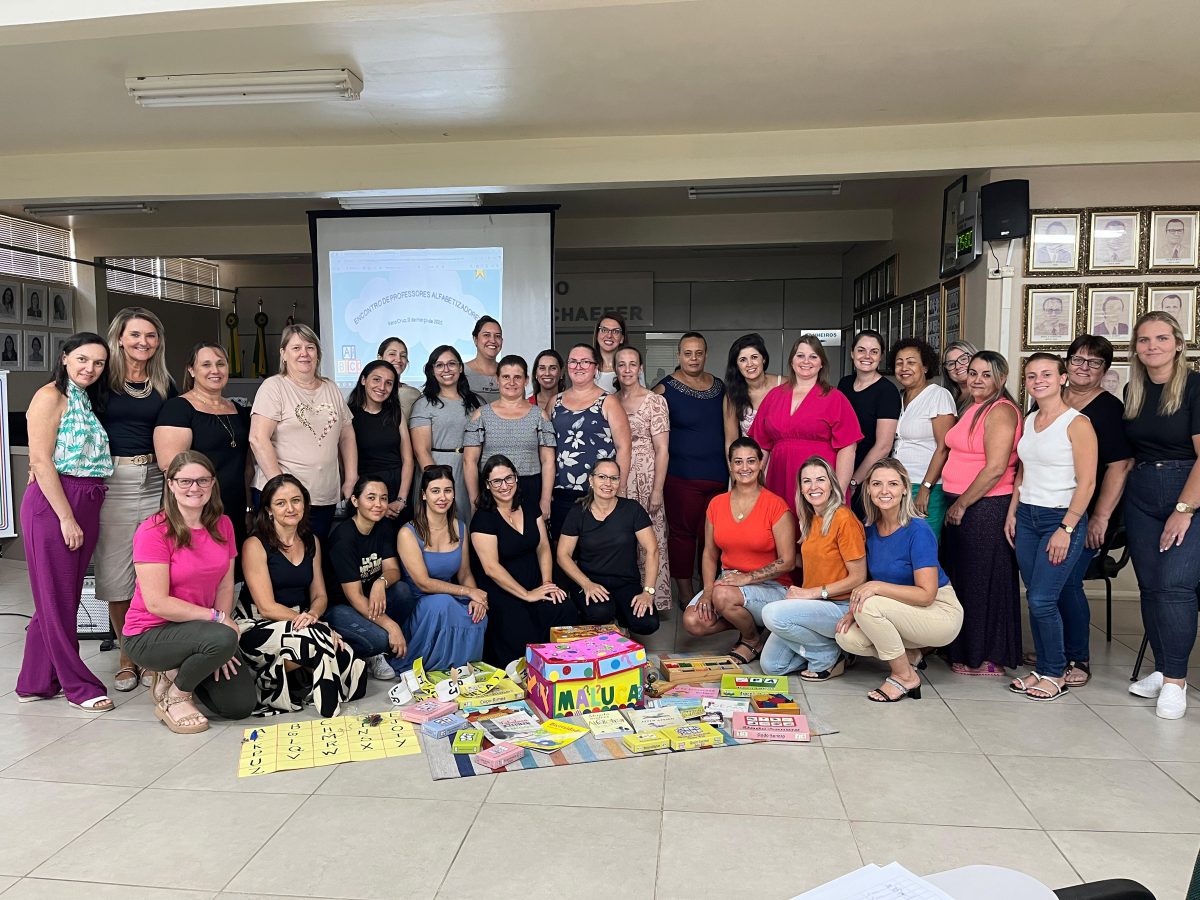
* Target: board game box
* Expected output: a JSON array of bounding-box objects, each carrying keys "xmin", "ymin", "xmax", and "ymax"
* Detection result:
[
  {"xmin": 526, "ymin": 633, "xmax": 646, "ymax": 718},
  {"xmin": 719, "ymin": 674, "xmax": 789, "ymax": 697},
  {"xmin": 659, "ymin": 723, "xmax": 723, "ymax": 751},
  {"xmin": 729, "ymin": 712, "xmax": 810, "ymax": 742}
]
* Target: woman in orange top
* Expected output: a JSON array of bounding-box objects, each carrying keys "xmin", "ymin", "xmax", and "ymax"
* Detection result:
[
  {"xmin": 682, "ymin": 437, "xmax": 796, "ymax": 664},
  {"xmin": 760, "ymin": 455, "xmax": 867, "ymax": 680}
]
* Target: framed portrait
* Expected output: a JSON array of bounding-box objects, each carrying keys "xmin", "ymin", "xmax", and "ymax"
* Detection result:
[
  {"xmin": 1149, "ymin": 211, "xmax": 1200, "ymax": 269},
  {"xmin": 899, "ymin": 299, "xmax": 912, "ymax": 343},
  {"xmin": 1024, "ymin": 286, "xmax": 1078, "ymax": 348},
  {"xmin": 888, "ymin": 303, "xmax": 901, "ymax": 349},
  {"xmin": 1102, "ymin": 364, "xmax": 1129, "ymax": 400},
  {"xmin": 1147, "ymin": 286, "xmax": 1197, "ymax": 340},
  {"xmin": 1088, "ymin": 211, "xmax": 1141, "ymax": 272},
  {"xmin": 913, "ymin": 296, "xmax": 927, "ymax": 343},
  {"xmin": 21, "ymin": 283, "xmax": 45, "ymax": 325},
  {"xmin": 0, "ymin": 329, "xmax": 21, "ymax": 371},
  {"xmin": 1027, "ymin": 212, "xmax": 1084, "ymax": 276},
  {"xmin": 885, "ymin": 256, "xmax": 898, "ymax": 299},
  {"xmin": 50, "ymin": 333, "xmax": 69, "ymax": 366},
  {"xmin": 48, "ymin": 287, "xmax": 73, "ymax": 330},
  {"xmin": 23, "ymin": 329, "xmax": 47, "ymax": 371},
  {"xmin": 853, "ymin": 278, "xmax": 863, "ymax": 310},
  {"xmin": 868, "ymin": 270, "xmax": 879, "ymax": 303},
  {"xmin": 0, "ymin": 281, "xmax": 18, "ymax": 325},
  {"xmin": 1087, "ymin": 286, "xmax": 1139, "ymax": 343}
]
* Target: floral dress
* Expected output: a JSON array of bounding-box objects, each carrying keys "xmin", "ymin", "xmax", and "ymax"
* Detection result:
[
  {"xmin": 626, "ymin": 392, "xmax": 671, "ymax": 611},
  {"xmin": 552, "ymin": 392, "xmax": 615, "ymax": 492}
]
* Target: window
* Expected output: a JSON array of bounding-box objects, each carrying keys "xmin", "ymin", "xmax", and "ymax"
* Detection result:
[
  {"xmin": 0, "ymin": 214, "xmax": 71, "ymax": 283},
  {"xmin": 106, "ymin": 256, "xmax": 220, "ymax": 307}
]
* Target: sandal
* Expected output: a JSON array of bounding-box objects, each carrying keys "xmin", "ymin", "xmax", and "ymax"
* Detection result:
[
  {"xmin": 155, "ymin": 683, "xmax": 209, "ymax": 734},
  {"xmin": 1064, "ymin": 661, "xmax": 1091, "ymax": 687},
  {"xmin": 728, "ymin": 634, "xmax": 764, "ymax": 665},
  {"xmin": 800, "ymin": 655, "xmax": 846, "ymax": 682},
  {"xmin": 69, "ymin": 696, "xmax": 114, "ymax": 712},
  {"xmin": 113, "ymin": 665, "xmax": 140, "ymax": 693},
  {"xmin": 868, "ymin": 676, "xmax": 922, "ymax": 702},
  {"xmin": 950, "ymin": 661, "xmax": 1007, "ymax": 677},
  {"xmin": 1009, "ymin": 671, "xmax": 1041, "ymax": 695},
  {"xmin": 1026, "ymin": 677, "xmax": 1070, "ymax": 702},
  {"xmin": 16, "ymin": 691, "xmax": 62, "ymax": 703}
]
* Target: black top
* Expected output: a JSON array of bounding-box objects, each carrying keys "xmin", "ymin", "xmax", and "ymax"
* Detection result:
[
  {"xmin": 247, "ymin": 535, "xmax": 313, "ymax": 612},
  {"xmin": 100, "ymin": 382, "xmax": 178, "ymax": 457},
  {"xmin": 156, "ymin": 397, "xmax": 251, "ymax": 515},
  {"xmin": 323, "ymin": 518, "xmax": 397, "ymax": 605},
  {"xmin": 837, "ymin": 375, "xmax": 901, "ymax": 470},
  {"xmin": 561, "ymin": 497, "xmax": 651, "ymax": 586},
  {"xmin": 469, "ymin": 502, "xmax": 543, "ymax": 597},
  {"xmin": 1124, "ymin": 372, "xmax": 1200, "ymax": 463},
  {"xmin": 351, "ymin": 407, "xmax": 402, "ymax": 498},
  {"xmin": 1079, "ymin": 391, "xmax": 1134, "ymax": 515}
]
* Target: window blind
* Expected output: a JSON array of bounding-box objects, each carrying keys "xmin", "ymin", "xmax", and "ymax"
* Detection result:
[
  {"xmin": 107, "ymin": 257, "xmax": 220, "ymax": 307},
  {"xmin": 0, "ymin": 214, "xmax": 71, "ymax": 283}
]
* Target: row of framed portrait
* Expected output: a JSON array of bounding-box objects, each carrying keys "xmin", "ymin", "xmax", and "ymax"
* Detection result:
[
  {"xmin": 0, "ymin": 280, "xmax": 74, "ymax": 330},
  {"xmin": 852, "ymin": 255, "xmax": 898, "ymax": 311},
  {"xmin": 1026, "ymin": 208, "xmax": 1200, "ymax": 276},
  {"xmin": 851, "ymin": 276, "xmax": 964, "ymax": 364},
  {"xmin": 1014, "ymin": 354, "xmax": 1130, "ymax": 411},
  {"xmin": 1023, "ymin": 283, "xmax": 1199, "ymax": 349},
  {"xmin": 0, "ymin": 330, "xmax": 64, "ymax": 372}
]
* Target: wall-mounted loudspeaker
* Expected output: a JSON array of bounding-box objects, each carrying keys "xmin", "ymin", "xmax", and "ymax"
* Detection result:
[{"xmin": 980, "ymin": 179, "xmax": 1030, "ymax": 241}]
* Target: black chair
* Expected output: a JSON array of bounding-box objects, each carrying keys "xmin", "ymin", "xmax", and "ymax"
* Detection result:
[
  {"xmin": 1054, "ymin": 881, "xmax": 1155, "ymax": 899},
  {"xmin": 1083, "ymin": 523, "xmax": 1130, "ymax": 643}
]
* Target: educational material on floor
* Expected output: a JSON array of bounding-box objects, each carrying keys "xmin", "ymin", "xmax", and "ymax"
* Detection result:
[
  {"xmin": 720, "ymin": 673, "xmax": 789, "ymax": 697},
  {"xmin": 475, "ymin": 741, "xmax": 526, "ymax": 770},
  {"xmin": 700, "ymin": 696, "xmax": 751, "ymax": 722},
  {"xmin": 400, "ymin": 698, "xmax": 459, "ymax": 723},
  {"xmin": 752, "ymin": 693, "xmax": 802, "ymax": 714},
  {"xmin": 473, "ymin": 707, "xmax": 544, "ymax": 742},
  {"xmin": 237, "ymin": 713, "xmax": 421, "ymax": 777},
  {"xmin": 422, "ymin": 713, "xmax": 469, "ymax": 739},
  {"xmin": 623, "ymin": 731, "xmax": 669, "ymax": 753},
  {"xmin": 660, "ymin": 654, "xmax": 745, "ymax": 685},
  {"xmin": 648, "ymin": 693, "xmax": 707, "ymax": 711},
  {"xmin": 549, "ymin": 623, "xmax": 627, "ymax": 642},
  {"xmin": 580, "ymin": 710, "xmax": 635, "ymax": 740},
  {"xmin": 525, "ymin": 633, "xmax": 646, "ymax": 718},
  {"xmin": 730, "ymin": 711, "xmax": 810, "ymax": 742},
  {"xmin": 662, "ymin": 684, "xmax": 720, "ymax": 699},
  {"xmin": 789, "ymin": 862, "xmax": 956, "ymax": 900},
  {"xmin": 457, "ymin": 677, "xmax": 525, "ymax": 711},
  {"xmin": 659, "ymin": 722, "xmax": 723, "ymax": 750},
  {"xmin": 624, "ymin": 706, "xmax": 686, "ymax": 732},
  {"xmin": 510, "ymin": 718, "xmax": 589, "ymax": 753},
  {"xmin": 451, "ymin": 728, "xmax": 485, "ymax": 754}
]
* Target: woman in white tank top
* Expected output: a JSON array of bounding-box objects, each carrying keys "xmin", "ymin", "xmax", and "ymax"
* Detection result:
[{"xmin": 1004, "ymin": 353, "xmax": 1098, "ymax": 702}]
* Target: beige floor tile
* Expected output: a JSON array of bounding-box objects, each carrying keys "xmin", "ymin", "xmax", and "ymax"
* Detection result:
[
  {"xmin": 827, "ymin": 748, "xmax": 1037, "ymax": 828},
  {"xmin": 2, "ymin": 881, "xmax": 214, "ymax": 899},
  {"xmin": 1157, "ymin": 761, "xmax": 1200, "ymax": 801},
  {"xmin": 0, "ymin": 876, "xmax": 16, "ymax": 893},
  {"xmin": 1092, "ymin": 704, "xmax": 1200, "ymax": 762},
  {"xmin": 151, "ymin": 724, "xmax": 335, "ymax": 795},
  {"xmin": 808, "ymin": 692, "xmax": 979, "ymax": 753},
  {"xmin": 992, "ymin": 756, "xmax": 1200, "ymax": 832},
  {"xmin": 487, "ymin": 752, "xmax": 664, "ymax": 810},
  {"xmin": 0, "ymin": 611, "xmax": 30, "ymax": 633},
  {"xmin": 850, "ymin": 821, "xmax": 1080, "ymax": 889},
  {"xmin": 1081, "ymin": 639, "xmax": 1142, "ymax": 667},
  {"xmin": 0, "ymin": 779, "xmax": 136, "ymax": 877},
  {"xmin": 315, "ymin": 743, "xmax": 494, "ymax": 803},
  {"xmin": 0, "ymin": 637, "xmax": 28, "ymax": 668},
  {"xmin": 947, "ymin": 698, "xmax": 1143, "ymax": 759},
  {"xmin": 232, "ymin": 796, "xmax": 479, "ymax": 900},
  {"xmin": 658, "ymin": 812, "xmax": 861, "ymax": 899},
  {"xmin": 0, "ymin": 713, "xmax": 90, "ymax": 769},
  {"xmin": 1071, "ymin": 665, "xmax": 1159, "ymax": 707},
  {"xmin": 664, "ymin": 741, "xmax": 843, "ymax": 819},
  {"xmin": 2, "ymin": 719, "xmax": 219, "ymax": 786},
  {"xmin": 218, "ymin": 895, "xmax": 337, "ymax": 900},
  {"xmin": 1050, "ymin": 830, "xmax": 1200, "ymax": 900},
  {"xmin": 437, "ymin": 803, "xmax": 658, "ymax": 900},
  {"xmin": 32, "ymin": 788, "xmax": 303, "ymax": 891},
  {"xmin": 0, "ymin": 666, "xmax": 18, "ymax": 695},
  {"xmin": 930, "ymin": 669, "xmax": 1083, "ymax": 704}
]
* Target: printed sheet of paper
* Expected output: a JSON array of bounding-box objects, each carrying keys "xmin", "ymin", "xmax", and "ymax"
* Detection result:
[
  {"xmin": 238, "ymin": 712, "xmax": 421, "ymax": 777},
  {"xmin": 789, "ymin": 863, "xmax": 957, "ymax": 900}
]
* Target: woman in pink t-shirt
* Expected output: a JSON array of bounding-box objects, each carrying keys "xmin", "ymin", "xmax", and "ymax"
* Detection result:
[
  {"xmin": 939, "ymin": 351, "xmax": 1024, "ymax": 677},
  {"xmin": 124, "ymin": 451, "xmax": 254, "ymax": 733}
]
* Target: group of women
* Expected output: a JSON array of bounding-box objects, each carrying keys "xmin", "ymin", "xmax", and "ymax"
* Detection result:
[{"xmin": 14, "ymin": 305, "xmax": 1197, "ymax": 732}]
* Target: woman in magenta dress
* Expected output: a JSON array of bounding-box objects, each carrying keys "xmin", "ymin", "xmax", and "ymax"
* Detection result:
[{"xmin": 750, "ymin": 335, "xmax": 862, "ymax": 516}]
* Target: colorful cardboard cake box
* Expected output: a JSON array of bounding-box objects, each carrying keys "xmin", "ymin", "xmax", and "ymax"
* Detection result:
[{"xmin": 525, "ymin": 633, "xmax": 646, "ymax": 718}]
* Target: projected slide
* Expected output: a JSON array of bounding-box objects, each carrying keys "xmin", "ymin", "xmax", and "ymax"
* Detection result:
[{"xmin": 328, "ymin": 247, "xmax": 503, "ymax": 390}]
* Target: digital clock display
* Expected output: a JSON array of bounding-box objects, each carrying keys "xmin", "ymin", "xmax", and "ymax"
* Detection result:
[{"xmin": 956, "ymin": 227, "xmax": 974, "ymax": 254}]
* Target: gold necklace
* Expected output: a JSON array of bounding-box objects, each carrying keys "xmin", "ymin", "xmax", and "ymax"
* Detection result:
[{"xmin": 124, "ymin": 379, "xmax": 153, "ymax": 399}]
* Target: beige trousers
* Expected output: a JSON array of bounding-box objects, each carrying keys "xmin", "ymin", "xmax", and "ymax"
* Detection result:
[{"xmin": 835, "ymin": 585, "xmax": 963, "ymax": 661}]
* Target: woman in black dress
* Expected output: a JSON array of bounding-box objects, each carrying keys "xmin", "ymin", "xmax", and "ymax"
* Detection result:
[
  {"xmin": 837, "ymin": 329, "xmax": 900, "ymax": 516},
  {"xmin": 470, "ymin": 455, "xmax": 575, "ymax": 665},
  {"xmin": 347, "ymin": 360, "xmax": 413, "ymax": 521}
]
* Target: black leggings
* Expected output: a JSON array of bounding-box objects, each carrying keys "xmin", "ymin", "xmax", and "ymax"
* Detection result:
[{"xmin": 572, "ymin": 577, "xmax": 659, "ymax": 636}]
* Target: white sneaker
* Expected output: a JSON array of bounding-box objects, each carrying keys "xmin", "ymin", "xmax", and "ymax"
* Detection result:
[
  {"xmin": 1157, "ymin": 683, "xmax": 1187, "ymax": 720},
  {"xmin": 369, "ymin": 655, "xmax": 396, "ymax": 680},
  {"xmin": 1129, "ymin": 670, "xmax": 1164, "ymax": 698}
]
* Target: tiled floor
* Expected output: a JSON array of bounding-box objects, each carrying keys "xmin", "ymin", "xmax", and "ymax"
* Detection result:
[{"xmin": 0, "ymin": 558, "xmax": 1197, "ymax": 899}]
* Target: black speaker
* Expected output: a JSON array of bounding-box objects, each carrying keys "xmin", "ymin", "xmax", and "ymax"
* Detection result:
[{"xmin": 981, "ymin": 179, "xmax": 1030, "ymax": 241}]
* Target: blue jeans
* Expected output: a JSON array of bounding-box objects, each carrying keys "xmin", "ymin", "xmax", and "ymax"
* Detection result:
[
  {"xmin": 1058, "ymin": 544, "xmax": 1097, "ymax": 664},
  {"xmin": 1014, "ymin": 503, "xmax": 1088, "ymax": 678},
  {"xmin": 1125, "ymin": 461, "xmax": 1200, "ymax": 679},
  {"xmin": 323, "ymin": 583, "xmax": 416, "ymax": 658},
  {"xmin": 760, "ymin": 598, "xmax": 849, "ymax": 674}
]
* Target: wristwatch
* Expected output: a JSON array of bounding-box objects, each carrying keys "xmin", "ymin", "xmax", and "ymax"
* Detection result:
[
  {"xmin": 820, "ymin": 586, "xmax": 830, "ymax": 600},
  {"xmin": 1176, "ymin": 502, "xmax": 1195, "ymax": 515},
  {"xmin": 1059, "ymin": 523, "xmax": 1075, "ymax": 534},
  {"xmin": 643, "ymin": 586, "xmax": 656, "ymax": 595},
  {"xmin": 211, "ymin": 609, "xmax": 224, "ymax": 623},
  {"xmin": 922, "ymin": 481, "xmax": 934, "ymax": 489}
]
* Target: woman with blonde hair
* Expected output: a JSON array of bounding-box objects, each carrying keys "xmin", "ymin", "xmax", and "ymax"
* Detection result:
[
  {"xmin": 759, "ymin": 455, "xmax": 866, "ymax": 681},
  {"xmin": 942, "ymin": 340, "xmax": 979, "ymax": 413},
  {"xmin": 249, "ymin": 324, "xmax": 357, "ymax": 541},
  {"xmin": 836, "ymin": 459, "xmax": 963, "ymax": 702},
  {"xmin": 1124, "ymin": 311, "xmax": 1200, "ymax": 719},
  {"xmin": 96, "ymin": 306, "xmax": 177, "ymax": 692}
]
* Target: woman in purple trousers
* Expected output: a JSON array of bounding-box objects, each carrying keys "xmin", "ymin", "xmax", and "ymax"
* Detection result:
[{"xmin": 16, "ymin": 332, "xmax": 116, "ymax": 710}]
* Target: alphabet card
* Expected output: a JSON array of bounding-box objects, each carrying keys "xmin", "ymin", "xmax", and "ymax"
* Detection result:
[{"xmin": 237, "ymin": 712, "xmax": 421, "ymax": 777}]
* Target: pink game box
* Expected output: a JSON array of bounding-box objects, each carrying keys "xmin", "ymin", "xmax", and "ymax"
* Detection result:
[
  {"xmin": 475, "ymin": 741, "xmax": 525, "ymax": 770},
  {"xmin": 400, "ymin": 699, "xmax": 459, "ymax": 724},
  {"xmin": 729, "ymin": 711, "xmax": 810, "ymax": 742}
]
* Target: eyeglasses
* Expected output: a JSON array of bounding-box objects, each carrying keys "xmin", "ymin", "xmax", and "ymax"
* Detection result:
[
  {"xmin": 592, "ymin": 473, "xmax": 620, "ymax": 483},
  {"xmin": 597, "ymin": 325, "xmax": 624, "ymax": 337},
  {"xmin": 172, "ymin": 476, "xmax": 214, "ymax": 489},
  {"xmin": 946, "ymin": 355, "xmax": 971, "ymax": 370},
  {"xmin": 567, "ymin": 359, "xmax": 596, "ymax": 369},
  {"xmin": 433, "ymin": 361, "xmax": 461, "ymax": 371},
  {"xmin": 487, "ymin": 474, "xmax": 517, "ymax": 488},
  {"xmin": 1068, "ymin": 355, "xmax": 1106, "ymax": 370}
]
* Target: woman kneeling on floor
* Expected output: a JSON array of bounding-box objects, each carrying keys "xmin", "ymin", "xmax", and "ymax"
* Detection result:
[
  {"xmin": 124, "ymin": 451, "xmax": 255, "ymax": 733},
  {"xmin": 835, "ymin": 459, "xmax": 963, "ymax": 702},
  {"xmin": 237, "ymin": 474, "xmax": 367, "ymax": 717},
  {"xmin": 759, "ymin": 455, "xmax": 866, "ymax": 680},
  {"xmin": 682, "ymin": 437, "xmax": 796, "ymax": 663}
]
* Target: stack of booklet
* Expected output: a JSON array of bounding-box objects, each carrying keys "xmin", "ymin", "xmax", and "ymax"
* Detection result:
[{"xmin": 790, "ymin": 863, "xmax": 956, "ymax": 899}]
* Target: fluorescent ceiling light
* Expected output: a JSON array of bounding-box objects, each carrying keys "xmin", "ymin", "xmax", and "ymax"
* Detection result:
[
  {"xmin": 126, "ymin": 68, "xmax": 363, "ymax": 108},
  {"xmin": 24, "ymin": 202, "xmax": 155, "ymax": 216},
  {"xmin": 337, "ymin": 193, "xmax": 483, "ymax": 210},
  {"xmin": 688, "ymin": 182, "xmax": 842, "ymax": 199}
]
